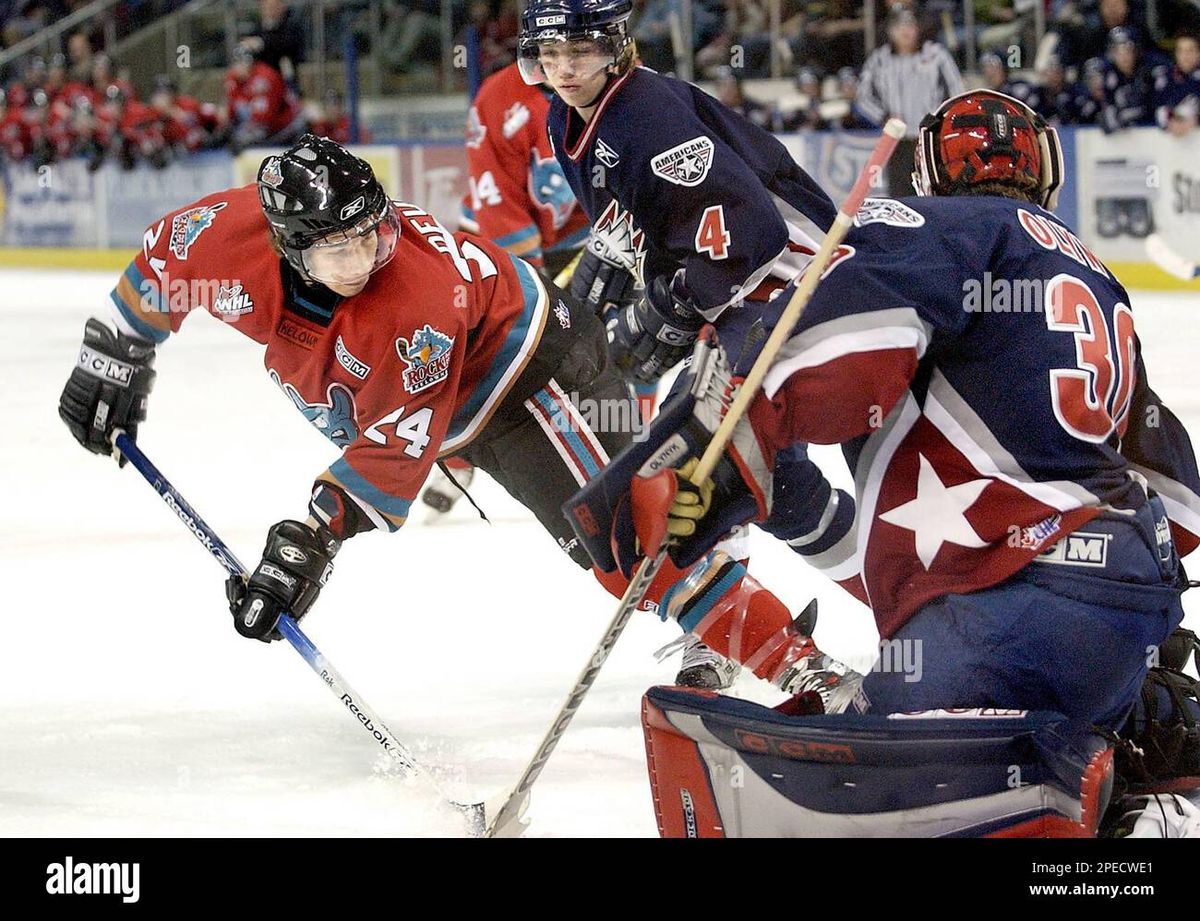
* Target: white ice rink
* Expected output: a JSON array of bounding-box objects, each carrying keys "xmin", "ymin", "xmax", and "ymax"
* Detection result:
[{"xmin": 5, "ymin": 268, "xmax": 1198, "ymax": 837}]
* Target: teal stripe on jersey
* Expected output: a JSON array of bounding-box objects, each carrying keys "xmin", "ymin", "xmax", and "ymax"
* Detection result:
[
  {"xmin": 446, "ymin": 254, "xmax": 543, "ymax": 443},
  {"xmin": 328, "ymin": 457, "xmax": 411, "ymax": 527},
  {"xmin": 111, "ymin": 264, "xmax": 169, "ymax": 344},
  {"xmin": 493, "ymin": 223, "xmax": 540, "ymax": 248}
]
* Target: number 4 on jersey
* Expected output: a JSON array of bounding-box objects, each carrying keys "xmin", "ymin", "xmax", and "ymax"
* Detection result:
[
  {"xmin": 695, "ymin": 205, "xmax": 730, "ymax": 260},
  {"xmin": 365, "ymin": 405, "xmax": 433, "ymax": 457}
]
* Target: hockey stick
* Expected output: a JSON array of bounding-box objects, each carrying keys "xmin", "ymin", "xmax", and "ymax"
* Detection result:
[
  {"xmin": 112, "ymin": 431, "xmax": 490, "ymax": 836},
  {"xmin": 1145, "ymin": 233, "xmax": 1200, "ymax": 282},
  {"xmin": 484, "ymin": 118, "xmax": 907, "ymax": 838}
]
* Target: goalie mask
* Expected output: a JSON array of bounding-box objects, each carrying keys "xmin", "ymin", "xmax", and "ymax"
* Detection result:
[
  {"xmin": 517, "ymin": 0, "xmax": 634, "ymax": 87},
  {"xmin": 257, "ymin": 134, "xmax": 399, "ymax": 289},
  {"xmin": 912, "ymin": 89, "xmax": 1063, "ymax": 211}
]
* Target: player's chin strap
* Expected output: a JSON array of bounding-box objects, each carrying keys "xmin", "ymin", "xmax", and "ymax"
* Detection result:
[{"xmin": 436, "ymin": 460, "xmax": 490, "ymax": 524}]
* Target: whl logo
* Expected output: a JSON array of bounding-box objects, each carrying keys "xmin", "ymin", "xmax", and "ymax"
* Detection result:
[{"xmin": 213, "ymin": 283, "xmax": 254, "ymax": 317}]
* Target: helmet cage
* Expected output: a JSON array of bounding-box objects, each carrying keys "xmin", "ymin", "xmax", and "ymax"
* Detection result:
[{"xmin": 912, "ymin": 89, "xmax": 1064, "ymax": 212}]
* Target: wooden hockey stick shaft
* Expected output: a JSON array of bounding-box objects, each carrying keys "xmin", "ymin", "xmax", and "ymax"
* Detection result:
[
  {"xmin": 486, "ymin": 119, "xmax": 906, "ymax": 837},
  {"xmin": 692, "ymin": 117, "xmax": 907, "ymax": 484}
]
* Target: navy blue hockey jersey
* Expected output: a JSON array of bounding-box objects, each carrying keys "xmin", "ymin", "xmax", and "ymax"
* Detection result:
[
  {"xmin": 1153, "ymin": 64, "xmax": 1200, "ymax": 127},
  {"xmin": 547, "ymin": 67, "xmax": 837, "ymax": 317},
  {"xmin": 744, "ymin": 196, "xmax": 1200, "ymax": 636}
]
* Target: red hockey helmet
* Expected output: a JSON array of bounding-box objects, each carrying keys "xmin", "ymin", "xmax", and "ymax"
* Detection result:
[{"xmin": 913, "ymin": 89, "xmax": 1063, "ymax": 211}]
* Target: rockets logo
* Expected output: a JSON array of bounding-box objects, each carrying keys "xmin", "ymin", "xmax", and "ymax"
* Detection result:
[
  {"xmin": 592, "ymin": 198, "xmax": 646, "ymax": 284},
  {"xmin": 396, "ymin": 325, "xmax": 454, "ymax": 394},
  {"xmin": 530, "ymin": 151, "xmax": 575, "ymax": 230},
  {"xmin": 169, "ymin": 202, "xmax": 227, "ymax": 260},
  {"xmin": 270, "ymin": 370, "xmax": 359, "ymax": 447},
  {"xmin": 651, "ymin": 136, "xmax": 714, "ymax": 187}
]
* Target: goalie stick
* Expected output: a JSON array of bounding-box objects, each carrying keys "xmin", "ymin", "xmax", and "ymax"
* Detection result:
[
  {"xmin": 484, "ymin": 117, "xmax": 908, "ymax": 838},
  {"xmin": 112, "ymin": 431, "xmax": 493, "ymax": 837}
]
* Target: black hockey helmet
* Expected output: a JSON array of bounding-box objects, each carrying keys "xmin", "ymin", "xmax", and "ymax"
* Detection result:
[
  {"xmin": 517, "ymin": 0, "xmax": 634, "ymax": 86},
  {"xmin": 256, "ymin": 133, "xmax": 399, "ymax": 286}
]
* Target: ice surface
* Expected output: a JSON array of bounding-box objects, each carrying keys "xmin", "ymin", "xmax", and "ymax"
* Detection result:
[{"xmin": 4, "ymin": 269, "xmax": 1197, "ymax": 836}]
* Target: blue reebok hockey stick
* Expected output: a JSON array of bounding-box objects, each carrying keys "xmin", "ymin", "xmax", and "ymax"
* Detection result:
[{"xmin": 112, "ymin": 431, "xmax": 489, "ymax": 836}]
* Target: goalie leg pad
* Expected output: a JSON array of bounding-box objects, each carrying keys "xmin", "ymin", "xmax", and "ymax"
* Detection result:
[{"xmin": 642, "ymin": 688, "xmax": 1115, "ymax": 838}]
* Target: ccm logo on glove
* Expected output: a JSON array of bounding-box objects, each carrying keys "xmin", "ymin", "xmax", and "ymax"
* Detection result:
[{"xmin": 78, "ymin": 347, "xmax": 136, "ymax": 386}]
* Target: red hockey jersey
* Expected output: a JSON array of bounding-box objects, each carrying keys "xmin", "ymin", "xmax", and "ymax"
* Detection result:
[
  {"xmin": 459, "ymin": 63, "xmax": 589, "ymax": 266},
  {"xmin": 224, "ymin": 61, "xmax": 298, "ymax": 136},
  {"xmin": 108, "ymin": 185, "xmax": 551, "ymax": 533}
]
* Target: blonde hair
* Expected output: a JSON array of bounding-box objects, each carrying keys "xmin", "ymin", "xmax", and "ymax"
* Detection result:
[{"xmin": 614, "ymin": 39, "xmax": 638, "ymax": 75}]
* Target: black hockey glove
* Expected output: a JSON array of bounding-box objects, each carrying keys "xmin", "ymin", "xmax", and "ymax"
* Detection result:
[
  {"xmin": 569, "ymin": 234, "xmax": 639, "ymax": 316},
  {"xmin": 226, "ymin": 520, "xmax": 340, "ymax": 643},
  {"xmin": 608, "ymin": 270, "xmax": 706, "ymax": 384},
  {"xmin": 58, "ymin": 318, "xmax": 156, "ymax": 466}
]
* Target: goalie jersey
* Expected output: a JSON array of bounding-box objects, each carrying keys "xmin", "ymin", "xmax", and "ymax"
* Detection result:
[
  {"xmin": 547, "ymin": 67, "xmax": 837, "ymax": 317},
  {"xmin": 745, "ymin": 195, "xmax": 1200, "ymax": 636},
  {"xmin": 107, "ymin": 184, "xmax": 551, "ymax": 536}
]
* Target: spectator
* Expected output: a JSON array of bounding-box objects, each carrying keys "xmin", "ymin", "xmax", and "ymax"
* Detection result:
[
  {"xmin": 98, "ymin": 84, "xmax": 170, "ymax": 170},
  {"xmin": 4, "ymin": 0, "xmax": 54, "ymax": 49},
  {"xmin": 856, "ymin": 8, "xmax": 963, "ymax": 193},
  {"xmin": 979, "ymin": 49, "xmax": 1041, "ymax": 112},
  {"xmin": 780, "ymin": 66, "xmax": 829, "ymax": 130},
  {"xmin": 712, "ymin": 65, "xmax": 778, "ymax": 130},
  {"xmin": 1035, "ymin": 53, "xmax": 1077, "ymax": 125},
  {"xmin": 634, "ymin": 0, "xmax": 724, "ymax": 74},
  {"xmin": 22, "ymin": 87, "xmax": 53, "ymax": 169},
  {"xmin": 90, "ymin": 54, "xmax": 135, "ymax": 101},
  {"xmin": 152, "ymin": 75, "xmax": 224, "ymax": 152},
  {"xmin": 380, "ymin": 0, "xmax": 444, "ymax": 75},
  {"xmin": 1154, "ymin": 32, "xmax": 1200, "ymax": 136},
  {"xmin": 465, "ymin": 0, "xmax": 520, "ymax": 79},
  {"xmin": 67, "ymin": 30, "xmax": 94, "ymax": 84},
  {"xmin": 1099, "ymin": 25, "xmax": 1156, "ymax": 132},
  {"xmin": 833, "ymin": 65, "xmax": 875, "ymax": 129},
  {"xmin": 1071, "ymin": 56, "xmax": 1108, "ymax": 125},
  {"xmin": 240, "ymin": 0, "xmax": 306, "ymax": 87},
  {"xmin": 1056, "ymin": 0, "xmax": 1153, "ymax": 69},
  {"xmin": 223, "ymin": 43, "xmax": 305, "ymax": 152},
  {"xmin": 795, "ymin": 0, "xmax": 865, "ymax": 75},
  {"xmin": 310, "ymin": 88, "xmax": 370, "ymax": 144},
  {"xmin": 0, "ymin": 88, "xmax": 36, "ymax": 165}
]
